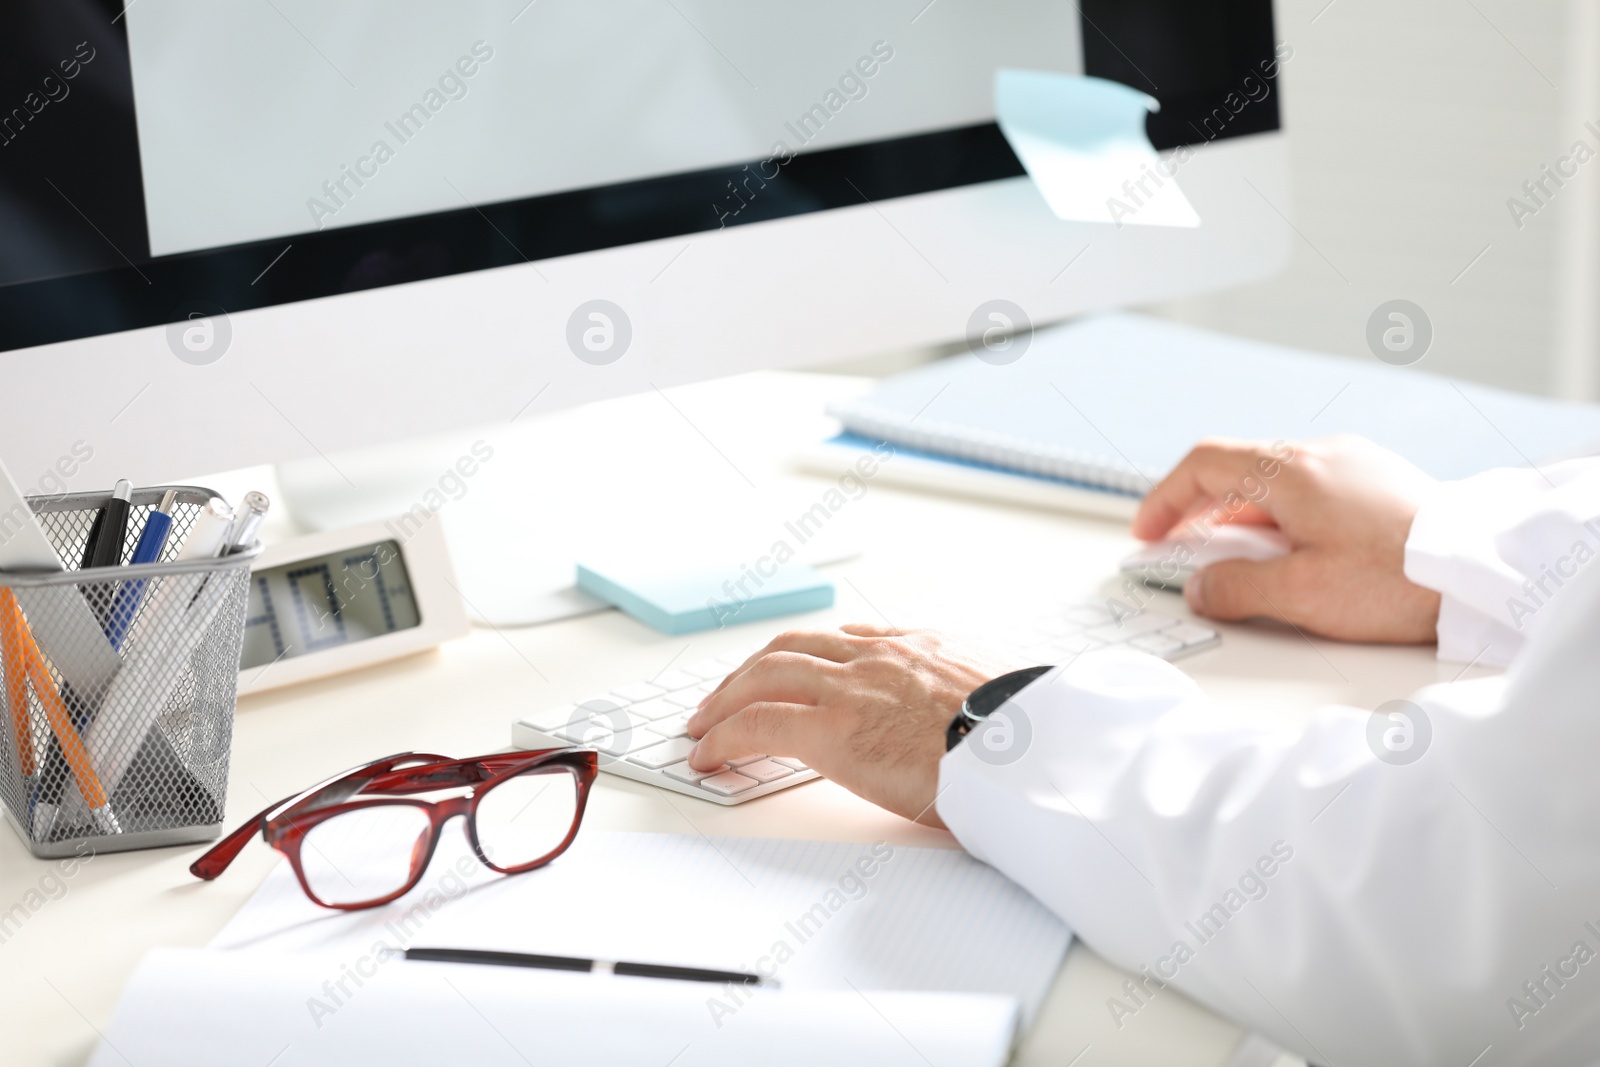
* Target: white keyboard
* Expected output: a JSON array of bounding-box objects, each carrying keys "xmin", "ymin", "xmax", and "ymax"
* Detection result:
[
  {"xmin": 510, "ymin": 599, "xmax": 1218, "ymax": 805},
  {"xmin": 991, "ymin": 598, "xmax": 1220, "ymax": 666},
  {"xmin": 512, "ymin": 653, "xmax": 817, "ymax": 806}
]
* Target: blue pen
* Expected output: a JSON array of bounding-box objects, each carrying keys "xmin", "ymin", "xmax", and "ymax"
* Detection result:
[{"xmin": 105, "ymin": 489, "xmax": 177, "ymax": 650}]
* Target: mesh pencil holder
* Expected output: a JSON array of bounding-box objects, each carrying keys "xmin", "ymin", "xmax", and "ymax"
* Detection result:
[{"xmin": 0, "ymin": 486, "xmax": 259, "ymax": 858}]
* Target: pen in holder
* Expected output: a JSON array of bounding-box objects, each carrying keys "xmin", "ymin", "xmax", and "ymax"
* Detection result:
[{"xmin": 0, "ymin": 487, "xmax": 260, "ymax": 858}]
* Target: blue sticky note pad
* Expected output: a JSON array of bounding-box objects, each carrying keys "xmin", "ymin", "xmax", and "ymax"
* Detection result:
[{"xmin": 576, "ymin": 559, "xmax": 834, "ymax": 635}]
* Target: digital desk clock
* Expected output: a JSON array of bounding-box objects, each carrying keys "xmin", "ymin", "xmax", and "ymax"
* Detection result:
[{"xmin": 237, "ymin": 516, "xmax": 469, "ymax": 694}]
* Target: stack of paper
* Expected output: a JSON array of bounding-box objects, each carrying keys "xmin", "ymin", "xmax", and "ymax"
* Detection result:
[
  {"xmin": 97, "ymin": 950, "xmax": 1021, "ymax": 1067},
  {"xmin": 93, "ymin": 831, "xmax": 1073, "ymax": 1066}
]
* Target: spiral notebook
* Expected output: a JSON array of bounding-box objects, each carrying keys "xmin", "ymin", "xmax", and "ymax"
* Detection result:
[{"xmin": 824, "ymin": 313, "xmax": 1600, "ymax": 499}]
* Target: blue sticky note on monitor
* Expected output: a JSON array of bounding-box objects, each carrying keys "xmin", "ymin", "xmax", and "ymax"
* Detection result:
[
  {"xmin": 994, "ymin": 70, "xmax": 1200, "ymax": 227},
  {"xmin": 576, "ymin": 559, "xmax": 835, "ymax": 635}
]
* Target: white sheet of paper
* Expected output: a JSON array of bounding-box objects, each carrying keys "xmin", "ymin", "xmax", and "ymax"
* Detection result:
[
  {"xmin": 90, "ymin": 948, "xmax": 1022, "ymax": 1067},
  {"xmin": 995, "ymin": 70, "xmax": 1200, "ymax": 228},
  {"xmin": 209, "ymin": 830, "xmax": 1071, "ymax": 1024}
]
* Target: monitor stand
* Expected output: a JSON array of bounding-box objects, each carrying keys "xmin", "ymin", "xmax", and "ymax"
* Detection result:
[
  {"xmin": 274, "ymin": 386, "xmax": 864, "ymax": 628},
  {"xmin": 275, "ymin": 431, "xmax": 611, "ymax": 627}
]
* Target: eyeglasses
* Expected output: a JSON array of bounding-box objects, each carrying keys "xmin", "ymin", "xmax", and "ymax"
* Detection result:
[{"xmin": 191, "ymin": 748, "xmax": 597, "ymax": 910}]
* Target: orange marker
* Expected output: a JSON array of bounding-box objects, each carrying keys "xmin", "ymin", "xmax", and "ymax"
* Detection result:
[
  {"xmin": 0, "ymin": 590, "xmax": 34, "ymax": 777},
  {"xmin": 6, "ymin": 594, "xmax": 114, "ymax": 825}
]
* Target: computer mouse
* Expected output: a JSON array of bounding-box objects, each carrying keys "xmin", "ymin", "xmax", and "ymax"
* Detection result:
[{"xmin": 1119, "ymin": 524, "xmax": 1292, "ymax": 592}]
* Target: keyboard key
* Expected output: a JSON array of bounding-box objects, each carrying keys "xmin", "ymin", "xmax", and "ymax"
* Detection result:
[
  {"xmin": 1086, "ymin": 612, "xmax": 1176, "ymax": 643},
  {"xmin": 628, "ymin": 737, "xmax": 697, "ymax": 769},
  {"xmin": 1067, "ymin": 604, "xmax": 1115, "ymax": 626},
  {"xmin": 583, "ymin": 708, "xmax": 653, "ymax": 733},
  {"xmin": 574, "ymin": 696, "xmax": 627, "ymax": 721},
  {"xmin": 665, "ymin": 691, "xmax": 705, "ymax": 710},
  {"xmin": 737, "ymin": 759, "xmax": 793, "ymax": 784},
  {"xmin": 648, "ymin": 715, "xmax": 690, "ymax": 738},
  {"xmin": 557, "ymin": 720, "xmax": 613, "ymax": 745},
  {"xmin": 648, "ymin": 669, "xmax": 703, "ymax": 692},
  {"xmin": 1130, "ymin": 632, "xmax": 1185, "ymax": 658},
  {"xmin": 699, "ymin": 770, "xmax": 759, "ymax": 796},
  {"xmin": 1167, "ymin": 622, "xmax": 1219, "ymax": 647},
  {"xmin": 728, "ymin": 754, "xmax": 768, "ymax": 767},
  {"xmin": 663, "ymin": 761, "xmax": 719, "ymax": 784},
  {"xmin": 625, "ymin": 725, "xmax": 673, "ymax": 750},
  {"xmin": 683, "ymin": 659, "xmax": 732, "ymax": 680},
  {"xmin": 770, "ymin": 757, "xmax": 808, "ymax": 771},
  {"xmin": 611, "ymin": 681, "xmax": 666, "ymax": 704},
  {"xmin": 595, "ymin": 730, "xmax": 661, "ymax": 757},
  {"xmin": 525, "ymin": 703, "xmax": 579, "ymax": 731},
  {"xmin": 631, "ymin": 697, "xmax": 682, "ymax": 720}
]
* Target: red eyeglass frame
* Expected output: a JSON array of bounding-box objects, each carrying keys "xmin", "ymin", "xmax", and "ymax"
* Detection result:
[{"xmin": 191, "ymin": 748, "xmax": 599, "ymax": 910}]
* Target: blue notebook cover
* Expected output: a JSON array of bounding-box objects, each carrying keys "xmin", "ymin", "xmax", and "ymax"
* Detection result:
[{"xmin": 826, "ymin": 313, "xmax": 1600, "ymax": 491}]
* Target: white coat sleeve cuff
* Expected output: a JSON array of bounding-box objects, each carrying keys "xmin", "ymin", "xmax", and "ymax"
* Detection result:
[
  {"xmin": 935, "ymin": 648, "xmax": 1199, "ymax": 881},
  {"xmin": 1405, "ymin": 460, "xmax": 1600, "ymax": 666},
  {"xmin": 1404, "ymin": 470, "xmax": 1542, "ymax": 667}
]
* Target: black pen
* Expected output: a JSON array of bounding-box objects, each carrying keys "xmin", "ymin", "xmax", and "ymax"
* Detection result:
[
  {"xmin": 82, "ymin": 479, "xmax": 133, "ymax": 571},
  {"xmin": 388, "ymin": 947, "xmax": 773, "ymax": 987},
  {"xmin": 80, "ymin": 479, "xmax": 133, "ymax": 626}
]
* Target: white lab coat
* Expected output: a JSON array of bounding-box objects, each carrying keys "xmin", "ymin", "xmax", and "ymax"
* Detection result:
[{"xmin": 936, "ymin": 460, "xmax": 1600, "ymax": 1067}]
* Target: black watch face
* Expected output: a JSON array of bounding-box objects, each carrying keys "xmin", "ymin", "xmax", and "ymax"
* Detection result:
[{"xmin": 967, "ymin": 665, "xmax": 1053, "ymax": 719}]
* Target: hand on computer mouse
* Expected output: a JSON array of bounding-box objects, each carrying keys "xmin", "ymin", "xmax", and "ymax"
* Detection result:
[
  {"xmin": 1132, "ymin": 435, "xmax": 1442, "ymax": 643},
  {"xmin": 685, "ymin": 625, "xmax": 1001, "ymax": 827}
]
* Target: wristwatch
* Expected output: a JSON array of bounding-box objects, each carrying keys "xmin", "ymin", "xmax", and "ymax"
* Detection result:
[{"xmin": 946, "ymin": 665, "xmax": 1053, "ymax": 752}]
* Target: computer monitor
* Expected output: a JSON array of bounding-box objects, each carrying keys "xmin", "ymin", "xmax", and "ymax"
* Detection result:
[{"xmin": 0, "ymin": 0, "xmax": 1288, "ymax": 618}]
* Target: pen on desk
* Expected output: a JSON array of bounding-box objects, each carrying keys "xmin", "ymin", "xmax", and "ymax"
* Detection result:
[
  {"xmin": 105, "ymin": 489, "xmax": 177, "ymax": 649},
  {"xmin": 388, "ymin": 947, "xmax": 773, "ymax": 987}
]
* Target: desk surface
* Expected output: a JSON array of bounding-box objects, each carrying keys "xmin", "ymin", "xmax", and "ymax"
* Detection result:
[{"xmin": 0, "ymin": 371, "xmax": 1464, "ymax": 1066}]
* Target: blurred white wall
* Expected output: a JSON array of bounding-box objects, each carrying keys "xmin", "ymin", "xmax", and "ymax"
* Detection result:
[{"xmin": 1146, "ymin": 0, "xmax": 1600, "ymax": 399}]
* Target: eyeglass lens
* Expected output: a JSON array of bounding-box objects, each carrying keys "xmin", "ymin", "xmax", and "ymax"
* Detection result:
[
  {"xmin": 300, "ymin": 804, "xmax": 433, "ymax": 906},
  {"xmin": 473, "ymin": 764, "xmax": 582, "ymax": 870}
]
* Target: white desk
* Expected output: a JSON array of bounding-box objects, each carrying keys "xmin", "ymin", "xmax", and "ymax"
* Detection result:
[{"xmin": 0, "ymin": 371, "xmax": 1463, "ymax": 1066}]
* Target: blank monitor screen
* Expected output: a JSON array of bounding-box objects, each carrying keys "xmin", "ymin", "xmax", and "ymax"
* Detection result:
[{"xmin": 0, "ymin": 0, "xmax": 1277, "ymax": 352}]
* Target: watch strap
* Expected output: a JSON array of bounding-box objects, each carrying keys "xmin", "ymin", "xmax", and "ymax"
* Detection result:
[{"xmin": 946, "ymin": 665, "xmax": 1053, "ymax": 752}]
